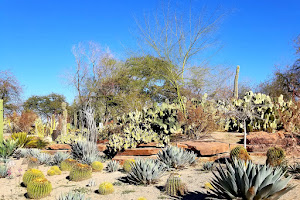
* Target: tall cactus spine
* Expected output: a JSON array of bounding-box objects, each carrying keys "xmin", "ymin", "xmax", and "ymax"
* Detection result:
[
  {"xmin": 233, "ymin": 65, "xmax": 240, "ymax": 99},
  {"xmin": 0, "ymin": 99, "xmax": 3, "ymax": 143}
]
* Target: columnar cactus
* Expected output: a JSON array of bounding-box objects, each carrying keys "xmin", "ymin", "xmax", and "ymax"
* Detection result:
[
  {"xmin": 23, "ymin": 168, "xmax": 45, "ymax": 186},
  {"xmin": 164, "ymin": 173, "xmax": 188, "ymax": 196},
  {"xmin": 27, "ymin": 177, "xmax": 52, "ymax": 199},
  {"xmin": 61, "ymin": 102, "xmax": 68, "ymax": 135},
  {"xmin": 0, "ymin": 99, "xmax": 3, "ymax": 143},
  {"xmin": 233, "ymin": 65, "xmax": 240, "ymax": 99}
]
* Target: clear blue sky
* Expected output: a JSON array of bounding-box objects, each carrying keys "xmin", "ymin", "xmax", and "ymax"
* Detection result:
[{"xmin": 0, "ymin": 0, "xmax": 299, "ymax": 103}]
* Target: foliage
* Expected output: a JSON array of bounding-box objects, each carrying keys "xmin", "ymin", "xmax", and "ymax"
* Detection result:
[
  {"xmin": 91, "ymin": 161, "xmax": 103, "ymax": 172},
  {"xmin": 288, "ymin": 162, "xmax": 300, "ymax": 179},
  {"xmin": 230, "ymin": 146, "xmax": 251, "ymax": 162},
  {"xmin": 25, "ymin": 137, "xmax": 49, "ymax": 149},
  {"xmin": 127, "ymin": 158, "xmax": 167, "ymax": 185},
  {"xmin": 22, "ymin": 168, "xmax": 45, "ymax": 186},
  {"xmin": 266, "ymin": 146, "xmax": 286, "ymax": 167},
  {"xmin": 98, "ymin": 182, "xmax": 114, "ymax": 195},
  {"xmin": 8, "ymin": 110, "xmax": 37, "ymax": 133},
  {"xmin": 210, "ymin": 159, "xmax": 294, "ymax": 199},
  {"xmin": 11, "ymin": 132, "xmax": 35, "ymax": 148},
  {"xmin": 0, "ymin": 138, "xmax": 18, "ymax": 159},
  {"xmin": 0, "ymin": 164, "xmax": 9, "ymax": 178},
  {"xmin": 277, "ymin": 101, "xmax": 300, "ymax": 134},
  {"xmin": 60, "ymin": 159, "xmax": 78, "ymax": 171},
  {"xmin": 157, "ymin": 146, "xmax": 196, "ymax": 169},
  {"xmin": 55, "ymin": 131, "xmax": 86, "ymax": 144},
  {"xmin": 106, "ymin": 160, "xmax": 120, "ymax": 172},
  {"xmin": 52, "ymin": 152, "xmax": 70, "ymax": 166},
  {"xmin": 57, "ymin": 191, "xmax": 91, "ymax": 200},
  {"xmin": 71, "ymin": 140, "xmax": 100, "ymax": 165},
  {"xmin": 123, "ymin": 159, "xmax": 135, "ymax": 173},
  {"xmin": 69, "ymin": 163, "xmax": 92, "ymax": 182},
  {"xmin": 202, "ymin": 162, "xmax": 214, "ymax": 171},
  {"xmin": 0, "ymin": 70, "xmax": 22, "ymax": 114},
  {"xmin": 164, "ymin": 173, "xmax": 188, "ymax": 196},
  {"xmin": 23, "ymin": 93, "xmax": 67, "ymax": 119},
  {"xmin": 36, "ymin": 152, "xmax": 52, "ymax": 165},
  {"xmin": 27, "ymin": 177, "xmax": 52, "ymax": 199}
]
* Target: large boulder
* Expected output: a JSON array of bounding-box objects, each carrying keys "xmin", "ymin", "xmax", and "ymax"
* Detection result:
[
  {"xmin": 247, "ymin": 131, "xmax": 296, "ymax": 147},
  {"xmin": 177, "ymin": 141, "xmax": 230, "ymax": 156}
]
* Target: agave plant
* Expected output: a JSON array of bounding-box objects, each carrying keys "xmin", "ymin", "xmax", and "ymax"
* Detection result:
[
  {"xmin": 210, "ymin": 158, "xmax": 295, "ymax": 200},
  {"xmin": 71, "ymin": 141, "xmax": 100, "ymax": 165},
  {"xmin": 157, "ymin": 146, "xmax": 196, "ymax": 169},
  {"xmin": 0, "ymin": 139, "xmax": 18, "ymax": 159},
  {"xmin": 106, "ymin": 160, "xmax": 120, "ymax": 172},
  {"xmin": 288, "ymin": 162, "xmax": 300, "ymax": 179},
  {"xmin": 202, "ymin": 161, "xmax": 214, "ymax": 171},
  {"xmin": 27, "ymin": 148, "xmax": 41, "ymax": 158},
  {"xmin": 52, "ymin": 152, "xmax": 70, "ymax": 165},
  {"xmin": 127, "ymin": 158, "xmax": 167, "ymax": 185},
  {"xmin": 36, "ymin": 153, "xmax": 52, "ymax": 165},
  {"xmin": 57, "ymin": 191, "xmax": 91, "ymax": 200}
]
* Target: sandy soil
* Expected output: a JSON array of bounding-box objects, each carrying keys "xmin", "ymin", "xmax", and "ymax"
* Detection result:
[{"xmin": 0, "ymin": 158, "xmax": 299, "ymax": 200}]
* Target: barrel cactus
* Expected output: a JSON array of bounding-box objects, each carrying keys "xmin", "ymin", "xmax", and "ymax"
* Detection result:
[
  {"xmin": 27, "ymin": 177, "xmax": 52, "ymax": 199},
  {"xmin": 69, "ymin": 163, "xmax": 92, "ymax": 181},
  {"xmin": 60, "ymin": 158, "xmax": 78, "ymax": 171},
  {"xmin": 164, "ymin": 173, "xmax": 188, "ymax": 196},
  {"xmin": 230, "ymin": 146, "xmax": 251, "ymax": 162},
  {"xmin": 23, "ymin": 168, "xmax": 45, "ymax": 186},
  {"xmin": 91, "ymin": 161, "xmax": 103, "ymax": 172},
  {"xmin": 50, "ymin": 166, "xmax": 61, "ymax": 175},
  {"xmin": 123, "ymin": 159, "xmax": 135, "ymax": 172},
  {"xmin": 47, "ymin": 169, "xmax": 56, "ymax": 176},
  {"xmin": 98, "ymin": 182, "xmax": 114, "ymax": 195},
  {"xmin": 137, "ymin": 197, "xmax": 147, "ymax": 200},
  {"xmin": 266, "ymin": 146, "xmax": 286, "ymax": 167}
]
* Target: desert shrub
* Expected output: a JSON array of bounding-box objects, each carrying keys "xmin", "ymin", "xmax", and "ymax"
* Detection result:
[
  {"xmin": 0, "ymin": 164, "xmax": 10, "ymax": 178},
  {"xmin": 8, "ymin": 110, "xmax": 37, "ymax": 133},
  {"xmin": 210, "ymin": 158, "xmax": 294, "ymax": 199},
  {"xmin": 202, "ymin": 161, "xmax": 214, "ymax": 171},
  {"xmin": 157, "ymin": 146, "xmax": 196, "ymax": 169},
  {"xmin": 25, "ymin": 138, "xmax": 49, "ymax": 149},
  {"xmin": 266, "ymin": 146, "xmax": 286, "ymax": 167},
  {"xmin": 277, "ymin": 100, "xmax": 300, "ymax": 134}
]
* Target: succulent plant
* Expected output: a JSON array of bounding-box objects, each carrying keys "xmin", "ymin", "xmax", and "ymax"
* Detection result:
[
  {"xmin": 98, "ymin": 182, "xmax": 114, "ymax": 195},
  {"xmin": 202, "ymin": 162, "xmax": 214, "ymax": 171},
  {"xmin": 164, "ymin": 173, "xmax": 188, "ymax": 196},
  {"xmin": 230, "ymin": 146, "xmax": 251, "ymax": 162},
  {"xmin": 60, "ymin": 158, "xmax": 78, "ymax": 171},
  {"xmin": 0, "ymin": 164, "xmax": 9, "ymax": 178},
  {"xmin": 0, "ymin": 139, "xmax": 18, "ymax": 159},
  {"xmin": 36, "ymin": 152, "xmax": 52, "ymax": 165},
  {"xmin": 137, "ymin": 197, "xmax": 147, "ymax": 200},
  {"xmin": 106, "ymin": 160, "xmax": 120, "ymax": 172},
  {"xmin": 87, "ymin": 179, "xmax": 96, "ymax": 187},
  {"xmin": 210, "ymin": 158, "xmax": 294, "ymax": 199},
  {"xmin": 57, "ymin": 191, "xmax": 91, "ymax": 200},
  {"xmin": 127, "ymin": 158, "xmax": 167, "ymax": 185},
  {"xmin": 52, "ymin": 152, "xmax": 70, "ymax": 165},
  {"xmin": 27, "ymin": 149, "xmax": 41, "ymax": 158},
  {"xmin": 123, "ymin": 159, "xmax": 135, "ymax": 172},
  {"xmin": 157, "ymin": 146, "xmax": 196, "ymax": 169},
  {"xmin": 50, "ymin": 166, "xmax": 61, "ymax": 175},
  {"xmin": 69, "ymin": 163, "xmax": 92, "ymax": 182},
  {"xmin": 27, "ymin": 177, "xmax": 52, "ymax": 199},
  {"xmin": 91, "ymin": 161, "xmax": 103, "ymax": 172},
  {"xmin": 288, "ymin": 162, "xmax": 300, "ymax": 179},
  {"xmin": 266, "ymin": 146, "xmax": 286, "ymax": 167},
  {"xmin": 71, "ymin": 141, "xmax": 100, "ymax": 165},
  {"xmin": 47, "ymin": 169, "xmax": 56, "ymax": 176},
  {"xmin": 23, "ymin": 168, "xmax": 45, "ymax": 186},
  {"xmin": 27, "ymin": 156, "xmax": 40, "ymax": 169}
]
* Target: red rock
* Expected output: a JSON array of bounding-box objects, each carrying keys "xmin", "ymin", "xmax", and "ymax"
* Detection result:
[
  {"xmin": 179, "ymin": 141, "xmax": 230, "ymax": 156},
  {"xmin": 176, "ymin": 143, "xmax": 189, "ymax": 149},
  {"xmin": 97, "ymin": 144, "xmax": 107, "ymax": 151},
  {"xmin": 112, "ymin": 155, "xmax": 158, "ymax": 165},
  {"xmin": 97, "ymin": 139, "xmax": 109, "ymax": 144},
  {"xmin": 247, "ymin": 131, "xmax": 296, "ymax": 146},
  {"xmin": 116, "ymin": 148, "xmax": 161, "ymax": 156},
  {"xmin": 46, "ymin": 144, "xmax": 71, "ymax": 150}
]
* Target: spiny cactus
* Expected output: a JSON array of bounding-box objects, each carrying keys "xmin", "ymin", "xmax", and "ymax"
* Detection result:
[
  {"xmin": 27, "ymin": 157, "xmax": 40, "ymax": 169},
  {"xmin": 27, "ymin": 177, "xmax": 52, "ymax": 199},
  {"xmin": 230, "ymin": 146, "xmax": 251, "ymax": 162},
  {"xmin": 106, "ymin": 160, "xmax": 120, "ymax": 172},
  {"xmin": 98, "ymin": 182, "xmax": 114, "ymax": 195},
  {"xmin": 60, "ymin": 158, "xmax": 78, "ymax": 171},
  {"xmin": 123, "ymin": 159, "xmax": 135, "ymax": 172},
  {"xmin": 266, "ymin": 146, "xmax": 286, "ymax": 167},
  {"xmin": 47, "ymin": 169, "xmax": 56, "ymax": 176},
  {"xmin": 164, "ymin": 173, "xmax": 188, "ymax": 196},
  {"xmin": 50, "ymin": 166, "xmax": 61, "ymax": 175},
  {"xmin": 137, "ymin": 197, "xmax": 147, "ymax": 200},
  {"xmin": 23, "ymin": 168, "xmax": 45, "ymax": 186},
  {"xmin": 69, "ymin": 163, "xmax": 92, "ymax": 182},
  {"xmin": 91, "ymin": 161, "xmax": 103, "ymax": 172}
]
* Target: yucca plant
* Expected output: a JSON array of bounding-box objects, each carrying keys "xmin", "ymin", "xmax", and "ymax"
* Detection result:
[
  {"xmin": 157, "ymin": 146, "xmax": 196, "ymax": 169},
  {"xmin": 106, "ymin": 160, "xmax": 120, "ymax": 172},
  {"xmin": 210, "ymin": 158, "xmax": 295, "ymax": 199},
  {"xmin": 127, "ymin": 158, "xmax": 167, "ymax": 185}
]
